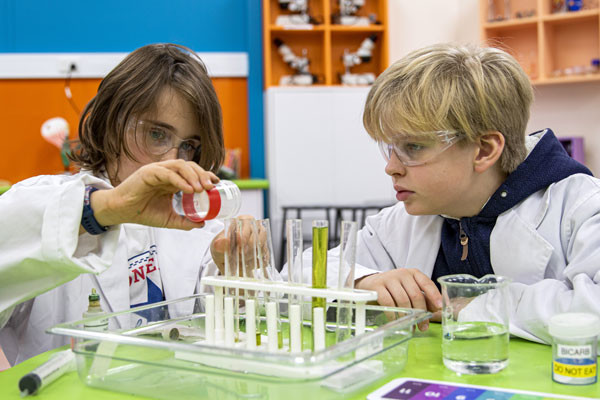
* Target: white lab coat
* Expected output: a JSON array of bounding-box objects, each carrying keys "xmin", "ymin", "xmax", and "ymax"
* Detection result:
[
  {"xmin": 0, "ymin": 172, "xmax": 222, "ymax": 364},
  {"xmin": 295, "ymin": 172, "xmax": 600, "ymax": 344}
]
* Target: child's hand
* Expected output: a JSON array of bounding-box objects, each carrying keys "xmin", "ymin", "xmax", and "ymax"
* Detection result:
[
  {"xmin": 355, "ymin": 268, "xmax": 442, "ymax": 331},
  {"xmin": 89, "ymin": 159, "xmax": 219, "ymax": 230},
  {"xmin": 210, "ymin": 216, "xmax": 269, "ymax": 277}
]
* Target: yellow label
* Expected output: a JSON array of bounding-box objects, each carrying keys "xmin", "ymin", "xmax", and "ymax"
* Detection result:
[{"xmin": 553, "ymin": 360, "xmax": 597, "ymax": 378}]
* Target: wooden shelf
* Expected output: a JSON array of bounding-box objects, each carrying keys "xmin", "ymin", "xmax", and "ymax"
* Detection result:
[
  {"xmin": 329, "ymin": 25, "xmax": 385, "ymax": 32},
  {"xmin": 263, "ymin": 0, "xmax": 388, "ymax": 88},
  {"xmin": 535, "ymin": 74, "xmax": 600, "ymax": 85},
  {"xmin": 483, "ymin": 16, "xmax": 538, "ymax": 28},
  {"xmin": 480, "ymin": 0, "xmax": 600, "ymax": 85},
  {"xmin": 542, "ymin": 8, "xmax": 599, "ymax": 22},
  {"xmin": 269, "ymin": 25, "xmax": 326, "ymax": 32}
]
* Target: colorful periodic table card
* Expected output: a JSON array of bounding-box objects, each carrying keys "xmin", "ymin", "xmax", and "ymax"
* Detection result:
[{"xmin": 367, "ymin": 378, "xmax": 594, "ymax": 400}]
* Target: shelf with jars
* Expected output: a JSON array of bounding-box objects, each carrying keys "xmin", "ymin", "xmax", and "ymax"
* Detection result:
[
  {"xmin": 480, "ymin": 0, "xmax": 600, "ymax": 85},
  {"xmin": 263, "ymin": 0, "xmax": 388, "ymax": 87}
]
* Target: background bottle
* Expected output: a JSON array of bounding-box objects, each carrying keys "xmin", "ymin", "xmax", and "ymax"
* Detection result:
[
  {"xmin": 83, "ymin": 288, "xmax": 108, "ymax": 331},
  {"xmin": 172, "ymin": 180, "xmax": 242, "ymax": 222}
]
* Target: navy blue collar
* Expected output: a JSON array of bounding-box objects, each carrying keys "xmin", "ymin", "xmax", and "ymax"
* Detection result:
[{"xmin": 478, "ymin": 129, "xmax": 592, "ymax": 219}]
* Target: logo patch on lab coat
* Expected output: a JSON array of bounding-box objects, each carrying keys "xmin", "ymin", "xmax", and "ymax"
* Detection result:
[{"xmin": 128, "ymin": 245, "xmax": 164, "ymax": 307}]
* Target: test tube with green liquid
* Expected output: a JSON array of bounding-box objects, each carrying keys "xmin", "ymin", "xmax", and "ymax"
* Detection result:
[{"xmin": 312, "ymin": 220, "xmax": 328, "ymax": 309}]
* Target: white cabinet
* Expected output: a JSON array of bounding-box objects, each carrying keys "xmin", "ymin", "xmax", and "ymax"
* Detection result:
[{"xmin": 265, "ymin": 86, "xmax": 396, "ymax": 265}]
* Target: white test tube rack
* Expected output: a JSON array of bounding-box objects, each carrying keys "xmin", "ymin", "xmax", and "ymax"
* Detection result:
[{"xmin": 201, "ymin": 276, "xmax": 377, "ymax": 353}]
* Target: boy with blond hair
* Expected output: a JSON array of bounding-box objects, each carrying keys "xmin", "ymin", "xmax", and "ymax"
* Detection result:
[{"xmin": 310, "ymin": 43, "xmax": 600, "ymax": 343}]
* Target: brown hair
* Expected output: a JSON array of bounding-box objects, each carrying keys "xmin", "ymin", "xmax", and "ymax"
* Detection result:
[
  {"xmin": 70, "ymin": 43, "xmax": 224, "ymax": 178},
  {"xmin": 363, "ymin": 43, "xmax": 533, "ymax": 173}
]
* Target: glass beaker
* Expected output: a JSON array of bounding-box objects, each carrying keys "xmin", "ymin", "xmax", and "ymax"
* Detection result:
[{"xmin": 438, "ymin": 274, "xmax": 511, "ymax": 374}]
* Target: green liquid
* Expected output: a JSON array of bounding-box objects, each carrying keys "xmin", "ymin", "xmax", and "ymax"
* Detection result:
[
  {"xmin": 442, "ymin": 321, "xmax": 509, "ymax": 363},
  {"xmin": 312, "ymin": 226, "xmax": 328, "ymax": 310}
]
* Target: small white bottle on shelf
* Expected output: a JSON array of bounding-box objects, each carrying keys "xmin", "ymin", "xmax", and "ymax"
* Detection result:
[{"xmin": 83, "ymin": 288, "xmax": 108, "ymax": 332}]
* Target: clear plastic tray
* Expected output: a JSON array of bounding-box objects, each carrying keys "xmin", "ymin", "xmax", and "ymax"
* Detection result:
[{"xmin": 49, "ymin": 294, "xmax": 429, "ymax": 400}]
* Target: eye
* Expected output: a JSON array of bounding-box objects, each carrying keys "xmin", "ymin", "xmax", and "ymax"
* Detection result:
[
  {"xmin": 147, "ymin": 127, "xmax": 169, "ymax": 144},
  {"xmin": 403, "ymin": 142, "xmax": 426, "ymax": 154},
  {"xmin": 179, "ymin": 140, "xmax": 198, "ymax": 152}
]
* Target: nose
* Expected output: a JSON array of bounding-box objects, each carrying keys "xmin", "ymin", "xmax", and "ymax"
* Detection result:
[{"xmin": 384, "ymin": 151, "xmax": 407, "ymax": 177}]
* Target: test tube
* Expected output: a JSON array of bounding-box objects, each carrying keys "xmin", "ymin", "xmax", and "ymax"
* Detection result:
[
  {"xmin": 335, "ymin": 221, "xmax": 357, "ymax": 344},
  {"xmin": 257, "ymin": 218, "xmax": 283, "ymax": 349},
  {"xmin": 239, "ymin": 218, "xmax": 261, "ymax": 346},
  {"xmin": 225, "ymin": 219, "xmax": 241, "ymax": 340},
  {"xmin": 311, "ymin": 220, "xmax": 328, "ymax": 309},
  {"xmin": 286, "ymin": 219, "xmax": 304, "ymax": 352},
  {"xmin": 289, "ymin": 303, "xmax": 302, "ymax": 353},
  {"xmin": 336, "ymin": 221, "xmax": 357, "ymax": 290},
  {"xmin": 287, "ymin": 219, "xmax": 304, "ymax": 290},
  {"xmin": 266, "ymin": 301, "xmax": 278, "ymax": 352},
  {"xmin": 313, "ymin": 306, "xmax": 326, "ymax": 351},
  {"xmin": 205, "ymin": 294, "xmax": 215, "ymax": 344},
  {"xmin": 224, "ymin": 297, "xmax": 234, "ymax": 346},
  {"xmin": 238, "ymin": 218, "xmax": 259, "ymax": 282},
  {"xmin": 214, "ymin": 286, "xmax": 224, "ymax": 344},
  {"xmin": 259, "ymin": 219, "xmax": 283, "ymax": 282},
  {"xmin": 245, "ymin": 298, "xmax": 257, "ymax": 350},
  {"xmin": 222, "ymin": 219, "xmax": 235, "ymax": 343},
  {"xmin": 312, "ymin": 220, "xmax": 328, "ymax": 351}
]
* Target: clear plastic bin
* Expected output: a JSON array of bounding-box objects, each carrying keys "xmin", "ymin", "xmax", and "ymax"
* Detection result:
[{"xmin": 48, "ymin": 294, "xmax": 428, "ymax": 400}]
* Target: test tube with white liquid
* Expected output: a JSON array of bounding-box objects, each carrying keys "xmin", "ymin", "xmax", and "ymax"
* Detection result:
[
  {"xmin": 238, "ymin": 218, "xmax": 261, "ymax": 347},
  {"xmin": 286, "ymin": 219, "xmax": 304, "ymax": 353},
  {"xmin": 222, "ymin": 219, "xmax": 236, "ymax": 346},
  {"xmin": 335, "ymin": 221, "xmax": 358, "ymax": 344},
  {"xmin": 257, "ymin": 219, "xmax": 283, "ymax": 350}
]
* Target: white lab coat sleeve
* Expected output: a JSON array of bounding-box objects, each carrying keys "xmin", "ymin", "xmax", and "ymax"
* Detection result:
[
  {"xmin": 0, "ymin": 174, "xmax": 120, "ymax": 314},
  {"xmin": 460, "ymin": 186, "xmax": 600, "ymax": 344}
]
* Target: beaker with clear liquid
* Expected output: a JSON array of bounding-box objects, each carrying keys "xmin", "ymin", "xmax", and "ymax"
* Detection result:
[{"xmin": 438, "ymin": 274, "xmax": 511, "ymax": 374}]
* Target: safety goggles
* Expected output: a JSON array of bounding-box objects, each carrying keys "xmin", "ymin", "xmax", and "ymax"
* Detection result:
[
  {"xmin": 133, "ymin": 120, "xmax": 201, "ymax": 162},
  {"xmin": 378, "ymin": 130, "xmax": 463, "ymax": 166}
]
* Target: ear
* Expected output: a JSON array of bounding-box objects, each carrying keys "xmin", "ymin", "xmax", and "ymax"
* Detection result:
[{"xmin": 473, "ymin": 131, "xmax": 504, "ymax": 173}]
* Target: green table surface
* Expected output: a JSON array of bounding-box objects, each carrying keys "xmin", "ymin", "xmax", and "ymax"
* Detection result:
[{"xmin": 1, "ymin": 323, "xmax": 597, "ymax": 399}]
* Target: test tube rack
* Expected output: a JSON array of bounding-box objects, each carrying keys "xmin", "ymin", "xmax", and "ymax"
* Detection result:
[
  {"xmin": 199, "ymin": 276, "xmax": 378, "ymax": 353},
  {"xmin": 172, "ymin": 277, "xmax": 381, "ymax": 379}
]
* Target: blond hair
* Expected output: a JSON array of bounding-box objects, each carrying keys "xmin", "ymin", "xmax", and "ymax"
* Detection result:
[{"xmin": 363, "ymin": 43, "xmax": 533, "ymax": 173}]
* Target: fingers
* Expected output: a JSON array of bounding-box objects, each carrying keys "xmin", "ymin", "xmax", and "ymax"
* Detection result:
[
  {"xmin": 141, "ymin": 163, "xmax": 195, "ymax": 193},
  {"xmin": 414, "ymin": 272, "xmax": 443, "ymax": 312},
  {"xmin": 146, "ymin": 160, "xmax": 219, "ymax": 193},
  {"xmin": 211, "ymin": 234, "xmax": 228, "ymax": 253},
  {"xmin": 398, "ymin": 277, "xmax": 427, "ymax": 311},
  {"xmin": 385, "ymin": 278, "xmax": 411, "ymax": 308},
  {"xmin": 375, "ymin": 286, "xmax": 395, "ymax": 308},
  {"xmin": 387, "ymin": 270, "xmax": 430, "ymax": 331},
  {"xmin": 168, "ymin": 214, "xmax": 206, "ymax": 230}
]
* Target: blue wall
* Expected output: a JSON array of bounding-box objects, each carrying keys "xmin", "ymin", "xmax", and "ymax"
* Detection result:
[
  {"xmin": 0, "ymin": 0, "xmax": 265, "ymax": 178},
  {"xmin": 0, "ymin": 1, "xmax": 247, "ymax": 52}
]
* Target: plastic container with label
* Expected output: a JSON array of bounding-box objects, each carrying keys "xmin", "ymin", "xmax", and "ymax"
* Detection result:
[
  {"xmin": 548, "ymin": 312, "xmax": 600, "ymax": 385},
  {"xmin": 172, "ymin": 180, "xmax": 241, "ymax": 222}
]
